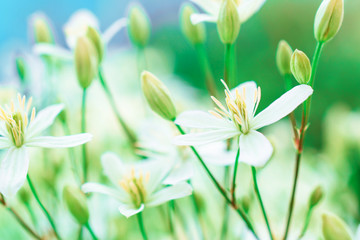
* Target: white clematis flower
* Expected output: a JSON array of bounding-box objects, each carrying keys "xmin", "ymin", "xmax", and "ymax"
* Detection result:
[
  {"xmin": 173, "ymin": 81, "xmax": 313, "ymax": 167},
  {"xmin": 190, "ymin": 0, "xmax": 267, "ymax": 24},
  {"xmin": 82, "ymin": 152, "xmax": 193, "ymax": 218},
  {"xmin": 0, "ymin": 94, "xmax": 92, "ymax": 197},
  {"xmin": 33, "ymin": 9, "xmax": 128, "ymax": 60}
]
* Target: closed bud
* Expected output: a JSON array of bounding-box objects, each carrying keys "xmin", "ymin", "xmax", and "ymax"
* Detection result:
[
  {"xmin": 180, "ymin": 4, "xmax": 206, "ymax": 45},
  {"xmin": 33, "ymin": 16, "xmax": 54, "ymax": 44},
  {"xmin": 86, "ymin": 26, "xmax": 104, "ymax": 64},
  {"xmin": 322, "ymin": 212, "xmax": 352, "ymax": 240},
  {"xmin": 314, "ymin": 0, "xmax": 344, "ymax": 42},
  {"xmin": 63, "ymin": 186, "xmax": 89, "ymax": 225},
  {"xmin": 276, "ymin": 40, "xmax": 293, "ymax": 75},
  {"xmin": 74, "ymin": 36, "xmax": 98, "ymax": 89},
  {"xmin": 217, "ymin": 0, "xmax": 241, "ymax": 44},
  {"xmin": 309, "ymin": 185, "xmax": 324, "ymax": 207},
  {"xmin": 290, "ymin": 49, "xmax": 312, "ymax": 84},
  {"xmin": 15, "ymin": 57, "xmax": 27, "ymax": 83},
  {"xmin": 240, "ymin": 196, "xmax": 251, "ymax": 213},
  {"xmin": 18, "ymin": 188, "xmax": 31, "ymax": 205},
  {"xmin": 141, "ymin": 71, "xmax": 177, "ymax": 121},
  {"xmin": 128, "ymin": 5, "xmax": 151, "ymax": 48}
]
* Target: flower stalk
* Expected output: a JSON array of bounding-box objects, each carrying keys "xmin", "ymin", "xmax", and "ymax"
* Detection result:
[
  {"xmin": 231, "ymin": 148, "xmax": 240, "ymax": 202},
  {"xmin": 81, "ymin": 88, "xmax": 88, "ymax": 183},
  {"xmin": 85, "ymin": 223, "xmax": 98, "ymax": 240},
  {"xmin": 137, "ymin": 212, "xmax": 148, "ymax": 240}
]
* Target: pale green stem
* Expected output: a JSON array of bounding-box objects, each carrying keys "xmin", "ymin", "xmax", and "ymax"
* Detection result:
[
  {"xmin": 298, "ymin": 206, "xmax": 313, "ymax": 239},
  {"xmin": 137, "ymin": 212, "xmax": 148, "ymax": 240},
  {"xmin": 81, "ymin": 88, "xmax": 88, "ymax": 183},
  {"xmin": 85, "ymin": 222, "xmax": 98, "ymax": 240},
  {"xmin": 231, "ymin": 148, "xmax": 240, "ymax": 201}
]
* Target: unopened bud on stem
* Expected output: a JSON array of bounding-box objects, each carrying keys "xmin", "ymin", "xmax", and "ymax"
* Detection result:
[
  {"xmin": 128, "ymin": 4, "xmax": 151, "ymax": 48},
  {"xmin": 63, "ymin": 186, "xmax": 89, "ymax": 225},
  {"xmin": 290, "ymin": 49, "xmax": 312, "ymax": 84},
  {"xmin": 322, "ymin": 212, "xmax": 352, "ymax": 240},
  {"xmin": 180, "ymin": 4, "xmax": 206, "ymax": 45},
  {"xmin": 309, "ymin": 185, "xmax": 324, "ymax": 207},
  {"xmin": 276, "ymin": 40, "xmax": 293, "ymax": 76},
  {"xmin": 33, "ymin": 15, "xmax": 54, "ymax": 44},
  {"xmin": 217, "ymin": 0, "xmax": 241, "ymax": 44},
  {"xmin": 86, "ymin": 26, "xmax": 104, "ymax": 64}
]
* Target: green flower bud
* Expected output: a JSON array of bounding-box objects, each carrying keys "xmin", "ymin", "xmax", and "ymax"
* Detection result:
[
  {"xmin": 322, "ymin": 212, "xmax": 352, "ymax": 240},
  {"xmin": 217, "ymin": 0, "xmax": 241, "ymax": 44},
  {"xmin": 240, "ymin": 196, "xmax": 251, "ymax": 213},
  {"xmin": 309, "ymin": 185, "xmax": 324, "ymax": 207},
  {"xmin": 86, "ymin": 26, "xmax": 104, "ymax": 64},
  {"xmin": 15, "ymin": 57, "xmax": 27, "ymax": 83},
  {"xmin": 74, "ymin": 36, "xmax": 98, "ymax": 89},
  {"xmin": 128, "ymin": 5, "xmax": 151, "ymax": 48},
  {"xmin": 33, "ymin": 16, "xmax": 54, "ymax": 44},
  {"xmin": 276, "ymin": 40, "xmax": 293, "ymax": 75},
  {"xmin": 63, "ymin": 186, "xmax": 89, "ymax": 225},
  {"xmin": 290, "ymin": 49, "xmax": 312, "ymax": 84},
  {"xmin": 314, "ymin": 0, "xmax": 344, "ymax": 43},
  {"xmin": 180, "ymin": 4, "xmax": 206, "ymax": 45},
  {"xmin": 141, "ymin": 71, "xmax": 177, "ymax": 121},
  {"xmin": 18, "ymin": 188, "xmax": 31, "ymax": 205}
]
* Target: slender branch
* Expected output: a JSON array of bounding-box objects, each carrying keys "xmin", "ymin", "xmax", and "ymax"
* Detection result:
[
  {"xmin": 220, "ymin": 166, "xmax": 230, "ymax": 240},
  {"xmin": 81, "ymin": 88, "xmax": 88, "ymax": 183},
  {"xmin": 85, "ymin": 222, "xmax": 98, "ymax": 240},
  {"xmin": 137, "ymin": 212, "xmax": 148, "ymax": 240},
  {"xmin": 188, "ymin": 180, "xmax": 205, "ymax": 240},
  {"xmin": 175, "ymin": 125, "xmax": 258, "ymax": 239},
  {"xmin": 251, "ymin": 167, "xmax": 274, "ymax": 240},
  {"xmin": 224, "ymin": 43, "xmax": 233, "ymax": 88},
  {"xmin": 27, "ymin": 175, "xmax": 61, "ymax": 239},
  {"xmin": 231, "ymin": 148, "xmax": 240, "ymax": 202},
  {"xmin": 298, "ymin": 206, "xmax": 313, "ymax": 239}
]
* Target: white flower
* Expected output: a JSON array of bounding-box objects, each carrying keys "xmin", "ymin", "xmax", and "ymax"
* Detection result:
[
  {"xmin": 82, "ymin": 152, "xmax": 193, "ymax": 218},
  {"xmin": 33, "ymin": 9, "xmax": 128, "ymax": 59},
  {"xmin": 0, "ymin": 94, "xmax": 92, "ymax": 197},
  {"xmin": 190, "ymin": 0, "xmax": 267, "ymax": 24},
  {"xmin": 173, "ymin": 81, "xmax": 313, "ymax": 167}
]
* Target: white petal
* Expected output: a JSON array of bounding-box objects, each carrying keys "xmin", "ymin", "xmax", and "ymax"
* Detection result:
[
  {"xmin": 32, "ymin": 44, "xmax": 73, "ymax": 60},
  {"xmin": 101, "ymin": 152, "xmax": 126, "ymax": 186},
  {"xmin": 251, "ymin": 85, "xmax": 313, "ymax": 130},
  {"xmin": 146, "ymin": 182, "xmax": 193, "ymax": 207},
  {"xmin": 82, "ymin": 182, "xmax": 128, "ymax": 202},
  {"xmin": 26, "ymin": 104, "xmax": 64, "ymax": 139},
  {"xmin": 139, "ymin": 160, "xmax": 171, "ymax": 195},
  {"xmin": 175, "ymin": 111, "xmax": 234, "ymax": 129},
  {"xmin": 163, "ymin": 161, "xmax": 193, "ymax": 185},
  {"xmin": 118, "ymin": 203, "xmax": 144, "ymax": 218},
  {"xmin": 190, "ymin": 13, "xmax": 217, "ymax": 25},
  {"xmin": 0, "ymin": 147, "xmax": 29, "ymax": 198},
  {"xmin": 238, "ymin": 0, "xmax": 267, "ymax": 23},
  {"xmin": 0, "ymin": 137, "xmax": 12, "ymax": 149},
  {"xmin": 230, "ymin": 81, "xmax": 258, "ymax": 117},
  {"xmin": 26, "ymin": 134, "xmax": 92, "ymax": 148},
  {"xmin": 0, "ymin": 122, "xmax": 9, "ymax": 138},
  {"xmin": 173, "ymin": 129, "xmax": 239, "ymax": 146},
  {"xmin": 190, "ymin": 0, "xmax": 220, "ymax": 16},
  {"xmin": 197, "ymin": 141, "xmax": 238, "ymax": 166},
  {"xmin": 103, "ymin": 18, "xmax": 128, "ymax": 44},
  {"xmin": 239, "ymin": 130, "xmax": 272, "ymax": 167}
]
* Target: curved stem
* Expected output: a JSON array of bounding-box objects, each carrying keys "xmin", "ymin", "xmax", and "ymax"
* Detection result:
[
  {"xmin": 251, "ymin": 167, "xmax": 273, "ymax": 240},
  {"xmin": 175, "ymin": 125, "xmax": 258, "ymax": 239},
  {"xmin": 224, "ymin": 43, "xmax": 233, "ymax": 88},
  {"xmin": 81, "ymin": 88, "xmax": 88, "ymax": 183},
  {"xmin": 298, "ymin": 206, "xmax": 313, "ymax": 239},
  {"xmin": 85, "ymin": 222, "xmax": 98, "ymax": 240},
  {"xmin": 231, "ymin": 148, "xmax": 240, "ymax": 202},
  {"xmin": 27, "ymin": 175, "xmax": 61, "ymax": 239},
  {"xmin": 98, "ymin": 67, "xmax": 138, "ymax": 148},
  {"xmin": 137, "ymin": 212, "xmax": 148, "ymax": 240}
]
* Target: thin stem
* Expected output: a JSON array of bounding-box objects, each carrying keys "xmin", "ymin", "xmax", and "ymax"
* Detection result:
[
  {"xmin": 251, "ymin": 167, "xmax": 273, "ymax": 240},
  {"xmin": 188, "ymin": 181, "xmax": 205, "ymax": 240},
  {"xmin": 298, "ymin": 206, "xmax": 313, "ymax": 239},
  {"xmin": 284, "ymin": 74, "xmax": 299, "ymax": 142},
  {"xmin": 137, "ymin": 212, "xmax": 148, "ymax": 240},
  {"xmin": 231, "ymin": 148, "xmax": 240, "ymax": 202},
  {"xmin": 27, "ymin": 175, "xmax": 61, "ymax": 239},
  {"xmin": 220, "ymin": 166, "xmax": 230, "ymax": 240},
  {"xmin": 224, "ymin": 43, "xmax": 233, "ymax": 87},
  {"xmin": 194, "ymin": 43, "xmax": 218, "ymax": 97},
  {"xmin": 98, "ymin": 67, "xmax": 138, "ymax": 148},
  {"xmin": 283, "ymin": 41, "xmax": 325, "ymax": 240},
  {"xmin": 85, "ymin": 222, "xmax": 98, "ymax": 240},
  {"xmin": 81, "ymin": 88, "xmax": 88, "ymax": 183},
  {"xmin": 175, "ymin": 125, "xmax": 258, "ymax": 239},
  {"xmin": 167, "ymin": 202, "xmax": 175, "ymax": 237}
]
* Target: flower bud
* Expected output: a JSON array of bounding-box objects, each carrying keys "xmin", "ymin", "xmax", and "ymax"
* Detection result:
[
  {"xmin": 128, "ymin": 4, "xmax": 151, "ymax": 48},
  {"xmin": 309, "ymin": 185, "xmax": 324, "ymax": 207},
  {"xmin": 141, "ymin": 71, "xmax": 177, "ymax": 121},
  {"xmin": 15, "ymin": 57, "xmax": 27, "ymax": 83},
  {"xmin": 290, "ymin": 49, "xmax": 312, "ymax": 84},
  {"xmin": 74, "ymin": 36, "xmax": 98, "ymax": 89},
  {"xmin": 63, "ymin": 186, "xmax": 89, "ymax": 225},
  {"xmin": 276, "ymin": 40, "xmax": 293, "ymax": 75},
  {"xmin": 217, "ymin": 0, "xmax": 241, "ymax": 44},
  {"xmin": 180, "ymin": 4, "xmax": 206, "ymax": 45},
  {"xmin": 322, "ymin": 212, "xmax": 352, "ymax": 240},
  {"xmin": 33, "ymin": 16, "xmax": 54, "ymax": 44},
  {"xmin": 86, "ymin": 26, "xmax": 104, "ymax": 64},
  {"xmin": 314, "ymin": 0, "xmax": 344, "ymax": 42},
  {"xmin": 18, "ymin": 188, "xmax": 31, "ymax": 205}
]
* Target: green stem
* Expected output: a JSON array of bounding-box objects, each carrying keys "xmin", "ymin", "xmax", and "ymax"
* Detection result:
[
  {"xmin": 188, "ymin": 181, "xmax": 205, "ymax": 240},
  {"xmin": 224, "ymin": 43, "xmax": 233, "ymax": 88},
  {"xmin": 175, "ymin": 125, "xmax": 258, "ymax": 239},
  {"xmin": 283, "ymin": 41, "xmax": 325, "ymax": 240},
  {"xmin": 81, "ymin": 88, "xmax": 88, "ymax": 183},
  {"xmin": 194, "ymin": 43, "xmax": 218, "ymax": 97},
  {"xmin": 137, "ymin": 212, "xmax": 148, "ymax": 240},
  {"xmin": 27, "ymin": 175, "xmax": 61, "ymax": 239},
  {"xmin": 220, "ymin": 166, "xmax": 230, "ymax": 240},
  {"xmin": 284, "ymin": 74, "xmax": 298, "ymax": 141},
  {"xmin": 251, "ymin": 167, "xmax": 273, "ymax": 240},
  {"xmin": 85, "ymin": 222, "xmax": 98, "ymax": 240},
  {"xmin": 298, "ymin": 206, "xmax": 313, "ymax": 239},
  {"xmin": 167, "ymin": 202, "xmax": 175, "ymax": 237},
  {"xmin": 231, "ymin": 148, "xmax": 240, "ymax": 202},
  {"xmin": 98, "ymin": 67, "xmax": 138, "ymax": 148}
]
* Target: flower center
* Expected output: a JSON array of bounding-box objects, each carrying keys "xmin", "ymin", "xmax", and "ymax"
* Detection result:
[
  {"xmin": 0, "ymin": 94, "xmax": 35, "ymax": 148},
  {"xmin": 119, "ymin": 168, "xmax": 150, "ymax": 207}
]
